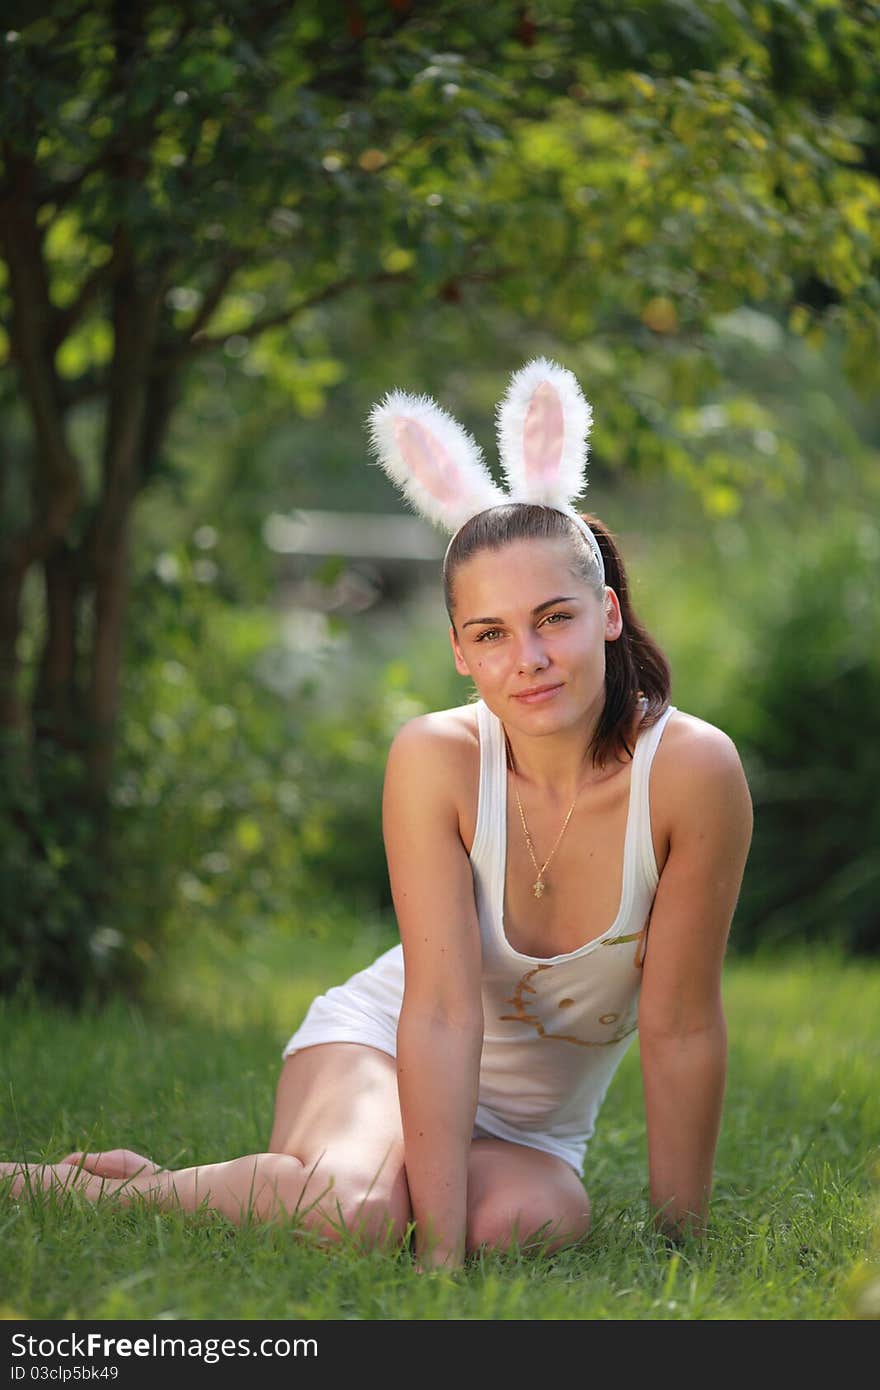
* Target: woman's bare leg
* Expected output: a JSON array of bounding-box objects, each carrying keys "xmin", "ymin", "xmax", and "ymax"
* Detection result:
[
  {"xmin": 465, "ymin": 1138, "xmax": 592, "ymax": 1256},
  {"xmin": 2, "ymin": 1059, "xmax": 592, "ymax": 1259},
  {"xmin": 267, "ymin": 1042, "xmax": 411, "ymax": 1245},
  {"xmin": 1, "ymin": 1150, "xmax": 332, "ymax": 1228},
  {"xmin": 1, "ymin": 1043, "xmax": 411, "ymax": 1247}
]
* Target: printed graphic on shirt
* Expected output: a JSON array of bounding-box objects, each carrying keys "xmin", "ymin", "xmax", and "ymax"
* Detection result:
[
  {"xmin": 603, "ymin": 913, "xmax": 650, "ymax": 969},
  {"xmin": 499, "ymin": 960, "xmax": 640, "ymax": 1048}
]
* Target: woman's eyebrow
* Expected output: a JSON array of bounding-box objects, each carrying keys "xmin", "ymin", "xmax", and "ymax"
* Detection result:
[{"xmin": 462, "ymin": 596, "xmax": 580, "ymax": 629}]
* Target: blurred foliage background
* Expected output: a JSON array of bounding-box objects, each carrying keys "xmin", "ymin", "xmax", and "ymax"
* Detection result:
[{"xmin": 1, "ymin": 0, "xmax": 879, "ymax": 1004}]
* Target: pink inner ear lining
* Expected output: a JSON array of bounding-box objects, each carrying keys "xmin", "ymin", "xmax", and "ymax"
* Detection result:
[
  {"xmin": 394, "ymin": 417, "xmax": 461, "ymax": 504},
  {"xmin": 523, "ymin": 381, "xmax": 564, "ymax": 480}
]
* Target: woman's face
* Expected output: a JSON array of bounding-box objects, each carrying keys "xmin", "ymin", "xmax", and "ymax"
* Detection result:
[{"xmin": 448, "ymin": 537, "xmax": 622, "ymax": 734}]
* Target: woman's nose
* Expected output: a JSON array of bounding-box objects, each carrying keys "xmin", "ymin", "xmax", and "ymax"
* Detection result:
[{"xmin": 516, "ymin": 632, "xmax": 549, "ymax": 673}]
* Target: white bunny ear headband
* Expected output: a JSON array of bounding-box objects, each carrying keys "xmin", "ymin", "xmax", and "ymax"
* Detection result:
[{"xmin": 365, "ymin": 356, "xmax": 606, "ymax": 585}]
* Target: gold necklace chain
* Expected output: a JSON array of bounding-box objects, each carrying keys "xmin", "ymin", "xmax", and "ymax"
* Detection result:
[{"xmin": 511, "ymin": 774, "xmax": 581, "ymax": 900}]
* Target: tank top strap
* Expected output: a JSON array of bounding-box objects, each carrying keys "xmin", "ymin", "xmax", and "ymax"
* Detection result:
[
  {"xmin": 470, "ymin": 699, "xmax": 507, "ymax": 867},
  {"xmin": 624, "ymin": 703, "xmax": 676, "ymax": 894}
]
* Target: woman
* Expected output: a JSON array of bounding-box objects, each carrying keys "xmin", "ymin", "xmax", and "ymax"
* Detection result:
[{"xmin": 2, "ymin": 361, "xmax": 753, "ymax": 1271}]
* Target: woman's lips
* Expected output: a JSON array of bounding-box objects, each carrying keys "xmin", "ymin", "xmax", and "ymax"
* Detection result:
[{"xmin": 512, "ymin": 683, "xmax": 563, "ymax": 705}]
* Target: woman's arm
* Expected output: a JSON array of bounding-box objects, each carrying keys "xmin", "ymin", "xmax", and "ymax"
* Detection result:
[
  {"xmin": 638, "ymin": 720, "xmax": 753, "ymax": 1240},
  {"xmin": 382, "ymin": 715, "xmax": 484, "ymax": 1270}
]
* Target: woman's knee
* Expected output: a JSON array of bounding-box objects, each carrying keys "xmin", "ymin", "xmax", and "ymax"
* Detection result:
[
  {"xmin": 342, "ymin": 1187, "xmax": 411, "ymax": 1249},
  {"xmin": 294, "ymin": 1162, "xmax": 411, "ymax": 1249},
  {"xmin": 244, "ymin": 1152, "xmax": 310, "ymax": 1223},
  {"xmin": 467, "ymin": 1184, "xmax": 592, "ymax": 1255},
  {"xmin": 235, "ymin": 1153, "xmax": 408, "ymax": 1246}
]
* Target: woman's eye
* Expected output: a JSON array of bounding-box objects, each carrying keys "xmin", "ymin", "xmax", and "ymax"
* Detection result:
[{"xmin": 475, "ymin": 614, "xmax": 570, "ymax": 642}]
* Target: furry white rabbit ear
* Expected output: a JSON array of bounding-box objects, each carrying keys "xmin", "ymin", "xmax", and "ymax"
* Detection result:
[
  {"xmin": 496, "ymin": 357, "xmax": 593, "ymax": 508},
  {"xmin": 367, "ymin": 390, "xmax": 505, "ymax": 532}
]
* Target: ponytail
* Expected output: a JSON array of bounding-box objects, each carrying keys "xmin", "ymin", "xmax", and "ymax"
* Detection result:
[{"xmin": 581, "ymin": 512, "xmax": 671, "ymax": 765}]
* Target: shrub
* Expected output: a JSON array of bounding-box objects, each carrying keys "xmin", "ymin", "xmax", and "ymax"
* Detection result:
[{"xmin": 730, "ymin": 512, "xmax": 880, "ymax": 953}]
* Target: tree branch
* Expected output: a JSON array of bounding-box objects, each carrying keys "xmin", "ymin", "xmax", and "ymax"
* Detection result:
[
  {"xmin": 183, "ymin": 269, "xmax": 411, "ymax": 356},
  {"xmin": 184, "ymin": 254, "xmax": 247, "ymax": 341},
  {"xmin": 49, "ymin": 245, "xmax": 125, "ymax": 349}
]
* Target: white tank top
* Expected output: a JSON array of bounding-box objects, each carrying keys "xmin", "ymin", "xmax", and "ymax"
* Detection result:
[
  {"xmin": 291, "ymin": 698, "xmax": 676, "ymax": 1168},
  {"xmin": 468, "ymin": 698, "xmax": 676, "ymax": 1160}
]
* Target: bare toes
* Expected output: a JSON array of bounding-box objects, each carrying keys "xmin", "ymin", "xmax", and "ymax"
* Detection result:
[{"xmin": 60, "ymin": 1149, "xmax": 162, "ymax": 1179}]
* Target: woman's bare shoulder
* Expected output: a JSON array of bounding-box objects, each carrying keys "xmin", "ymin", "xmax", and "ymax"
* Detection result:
[
  {"xmin": 387, "ymin": 702, "xmax": 480, "ymax": 762},
  {"xmin": 653, "ymin": 707, "xmax": 752, "ymax": 823},
  {"xmin": 385, "ymin": 704, "xmax": 482, "ymax": 834},
  {"xmin": 657, "ymin": 707, "xmax": 745, "ymax": 771},
  {"xmin": 383, "ymin": 704, "xmax": 482, "ymax": 854}
]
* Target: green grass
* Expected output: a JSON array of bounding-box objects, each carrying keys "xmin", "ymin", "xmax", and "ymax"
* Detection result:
[{"xmin": 1, "ymin": 919, "xmax": 878, "ymax": 1320}]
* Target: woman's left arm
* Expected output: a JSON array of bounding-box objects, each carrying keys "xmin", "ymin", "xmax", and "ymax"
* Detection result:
[{"xmin": 638, "ymin": 722, "xmax": 753, "ymax": 1241}]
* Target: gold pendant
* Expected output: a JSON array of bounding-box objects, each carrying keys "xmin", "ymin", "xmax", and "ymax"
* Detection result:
[{"xmin": 533, "ymin": 879, "xmax": 545, "ymax": 899}]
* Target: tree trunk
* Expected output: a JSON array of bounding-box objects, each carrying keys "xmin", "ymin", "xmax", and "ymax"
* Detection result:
[
  {"xmin": 0, "ymin": 550, "xmax": 28, "ymax": 740},
  {"xmin": 33, "ymin": 540, "xmax": 82, "ymax": 748},
  {"xmin": 0, "ymin": 150, "xmax": 81, "ymax": 564},
  {"xmin": 0, "ymin": 147, "xmax": 82, "ymax": 760},
  {"xmin": 80, "ymin": 258, "xmax": 169, "ymax": 805}
]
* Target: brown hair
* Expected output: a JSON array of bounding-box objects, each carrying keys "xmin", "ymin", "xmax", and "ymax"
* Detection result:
[{"xmin": 442, "ymin": 503, "xmax": 670, "ymax": 767}]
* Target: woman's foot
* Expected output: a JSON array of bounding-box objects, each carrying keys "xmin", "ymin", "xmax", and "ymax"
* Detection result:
[
  {"xmin": 59, "ymin": 1149, "xmax": 165, "ymax": 1179},
  {"xmin": 1, "ymin": 1150, "xmax": 169, "ymax": 1204}
]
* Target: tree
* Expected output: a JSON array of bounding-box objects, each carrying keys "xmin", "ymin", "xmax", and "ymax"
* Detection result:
[{"xmin": 1, "ymin": 0, "xmax": 878, "ymax": 999}]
